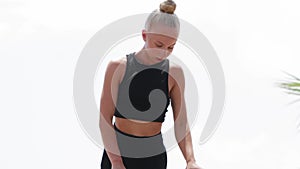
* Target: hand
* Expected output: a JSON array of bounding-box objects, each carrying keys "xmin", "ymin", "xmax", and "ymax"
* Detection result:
[
  {"xmin": 112, "ymin": 160, "xmax": 126, "ymax": 169},
  {"xmin": 185, "ymin": 160, "xmax": 203, "ymax": 169}
]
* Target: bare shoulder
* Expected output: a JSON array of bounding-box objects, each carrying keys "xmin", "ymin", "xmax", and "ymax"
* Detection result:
[
  {"xmin": 169, "ymin": 60, "xmax": 185, "ymax": 88},
  {"xmin": 106, "ymin": 56, "xmax": 127, "ymax": 84},
  {"xmin": 169, "ymin": 60, "xmax": 184, "ymax": 74},
  {"xmin": 107, "ymin": 56, "xmax": 126, "ymax": 68}
]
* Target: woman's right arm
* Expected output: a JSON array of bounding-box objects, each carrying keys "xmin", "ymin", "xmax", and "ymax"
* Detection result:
[{"xmin": 99, "ymin": 60, "xmax": 126, "ymax": 168}]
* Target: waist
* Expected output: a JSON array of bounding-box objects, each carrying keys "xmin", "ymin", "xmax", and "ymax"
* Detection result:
[
  {"xmin": 115, "ymin": 117, "xmax": 162, "ymax": 137},
  {"xmin": 114, "ymin": 122, "xmax": 161, "ymax": 138}
]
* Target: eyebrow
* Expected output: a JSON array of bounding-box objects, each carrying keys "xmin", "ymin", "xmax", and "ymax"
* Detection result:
[{"xmin": 155, "ymin": 40, "xmax": 176, "ymax": 46}]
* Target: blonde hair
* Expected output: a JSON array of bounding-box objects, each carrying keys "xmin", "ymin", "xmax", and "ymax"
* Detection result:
[{"xmin": 144, "ymin": 0, "xmax": 180, "ymax": 36}]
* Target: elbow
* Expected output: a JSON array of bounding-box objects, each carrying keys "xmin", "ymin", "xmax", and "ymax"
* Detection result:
[
  {"xmin": 174, "ymin": 122, "xmax": 187, "ymax": 140},
  {"xmin": 99, "ymin": 110, "xmax": 113, "ymax": 130},
  {"xmin": 174, "ymin": 118, "xmax": 187, "ymax": 129}
]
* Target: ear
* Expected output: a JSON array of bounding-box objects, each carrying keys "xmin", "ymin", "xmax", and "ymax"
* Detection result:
[{"xmin": 142, "ymin": 29, "xmax": 147, "ymax": 42}]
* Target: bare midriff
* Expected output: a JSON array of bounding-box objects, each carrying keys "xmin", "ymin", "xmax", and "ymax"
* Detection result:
[{"xmin": 115, "ymin": 117, "xmax": 163, "ymax": 137}]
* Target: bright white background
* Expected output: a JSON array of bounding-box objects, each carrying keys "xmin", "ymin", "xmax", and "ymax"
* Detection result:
[{"xmin": 1, "ymin": 0, "xmax": 300, "ymax": 169}]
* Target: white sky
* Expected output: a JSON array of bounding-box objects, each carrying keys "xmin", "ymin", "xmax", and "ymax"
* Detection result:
[{"xmin": 1, "ymin": 0, "xmax": 300, "ymax": 169}]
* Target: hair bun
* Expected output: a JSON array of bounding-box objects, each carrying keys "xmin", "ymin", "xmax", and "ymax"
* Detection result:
[{"xmin": 159, "ymin": 0, "xmax": 176, "ymax": 14}]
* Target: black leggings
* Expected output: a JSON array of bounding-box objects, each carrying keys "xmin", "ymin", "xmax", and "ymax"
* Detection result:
[{"xmin": 100, "ymin": 123, "xmax": 167, "ymax": 169}]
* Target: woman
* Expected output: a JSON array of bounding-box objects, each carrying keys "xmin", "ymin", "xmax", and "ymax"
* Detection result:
[{"xmin": 99, "ymin": 0, "xmax": 202, "ymax": 168}]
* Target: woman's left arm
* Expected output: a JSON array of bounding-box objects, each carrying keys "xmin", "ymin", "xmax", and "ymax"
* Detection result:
[{"xmin": 169, "ymin": 65, "xmax": 202, "ymax": 169}]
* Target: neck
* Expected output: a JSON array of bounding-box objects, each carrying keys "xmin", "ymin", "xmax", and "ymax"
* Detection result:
[{"xmin": 135, "ymin": 47, "xmax": 155, "ymax": 65}]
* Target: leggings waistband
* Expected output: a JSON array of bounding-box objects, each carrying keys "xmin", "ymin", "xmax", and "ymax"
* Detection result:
[{"xmin": 113, "ymin": 122, "xmax": 166, "ymax": 158}]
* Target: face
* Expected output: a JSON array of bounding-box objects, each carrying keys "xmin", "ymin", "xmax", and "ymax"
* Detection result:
[{"xmin": 142, "ymin": 24, "xmax": 178, "ymax": 61}]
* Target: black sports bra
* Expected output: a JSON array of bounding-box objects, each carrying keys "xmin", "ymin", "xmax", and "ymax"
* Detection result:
[{"xmin": 113, "ymin": 52, "xmax": 171, "ymax": 122}]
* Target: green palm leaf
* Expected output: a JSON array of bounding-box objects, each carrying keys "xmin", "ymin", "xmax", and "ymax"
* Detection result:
[{"xmin": 276, "ymin": 70, "xmax": 300, "ymax": 105}]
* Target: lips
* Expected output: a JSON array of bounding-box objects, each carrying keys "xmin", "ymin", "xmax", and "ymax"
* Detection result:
[{"xmin": 156, "ymin": 57, "xmax": 163, "ymax": 61}]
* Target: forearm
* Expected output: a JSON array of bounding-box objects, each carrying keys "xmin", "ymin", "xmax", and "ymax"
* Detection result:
[
  {"xmin": 175, "ymin": 124, "xmax": 196, "ymax": 164},
  {"xmin": 99, "ymin": 115, "xmax": 123, "ymax": 164}
]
